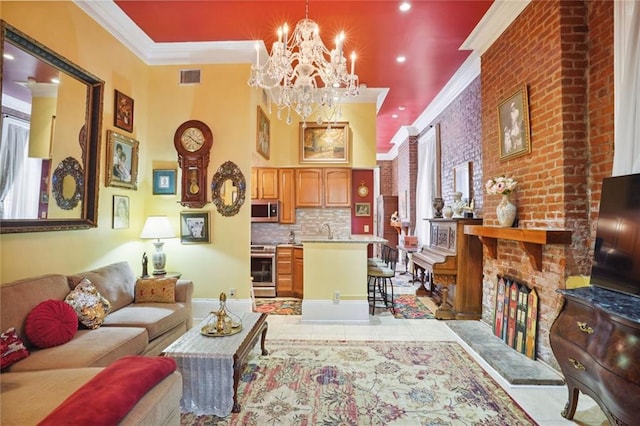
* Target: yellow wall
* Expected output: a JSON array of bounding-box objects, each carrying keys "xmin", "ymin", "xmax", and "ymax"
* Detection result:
[{"xmin": 0, "ymin": 2, "xmax": 378, "ymax": 300}]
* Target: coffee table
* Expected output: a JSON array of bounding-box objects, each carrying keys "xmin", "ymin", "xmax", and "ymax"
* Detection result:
[{"xmin": 162, "ymin": 312, "xmax": 268, "ymax": 416}]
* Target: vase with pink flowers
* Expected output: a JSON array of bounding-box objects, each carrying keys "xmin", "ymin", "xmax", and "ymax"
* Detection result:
[{"xmin": 485, "ymin": 176, "xmax": 517, "ymax": 227}]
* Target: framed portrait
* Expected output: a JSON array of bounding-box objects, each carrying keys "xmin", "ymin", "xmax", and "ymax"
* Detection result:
[
  {"xmin": 114, "ymin": 90, "xmax": 134, "ymax": 133},
  {"xmin": 106, "ymin": 130, "xmax": 139, "ymax": 190},
  {"xmin": 112, "ymin": 195, "xmax": 129, "ymax": 229},
  {"xmin": 153, "ymin": 169, "xmax": 176, "ymax": 195},
  {"xmin": 453, "ymin": 161, "xmax": 471, "ymax": 202},
  {"xmin": 355, "ymin": 202, "xmax": 371, "ymax": 217},
  {"xmin": 180, "ymin": 211, "xmax": 210, "ymax": 244},
  {"xmin": 256, "ymin": 106, "xmax": 270, "ymax": 159},
  {"xmin": 300, "ymin": 122, "xmax": 349, "ymax": 163},
  {"xmin": 498, "ymin": 85, "xmax": 531, "ymax": 160}
]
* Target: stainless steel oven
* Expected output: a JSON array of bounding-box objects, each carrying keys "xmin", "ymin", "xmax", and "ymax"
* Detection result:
[{"xmin": 250, "ymin": 244, "xmax": 276, "ymax": 297}]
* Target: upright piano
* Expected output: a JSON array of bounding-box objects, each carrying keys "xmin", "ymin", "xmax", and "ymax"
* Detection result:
[{"xmin": 412, "ymin": 218, "xmax": 483, "ymax": 320}]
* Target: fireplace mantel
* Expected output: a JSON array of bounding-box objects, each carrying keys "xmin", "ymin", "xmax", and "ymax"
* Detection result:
[{"xmin": 464, "ymin": 225, "xmax": 572, "ymax": 270}]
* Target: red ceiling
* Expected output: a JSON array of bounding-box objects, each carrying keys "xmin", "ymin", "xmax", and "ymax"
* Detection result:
[{"xmin": 115, "ymin": 1, "xmax": 493, "ymax": 154}]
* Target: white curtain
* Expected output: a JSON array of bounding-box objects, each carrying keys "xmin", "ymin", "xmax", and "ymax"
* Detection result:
[
  {"xmin": 613, "ymin": 0, "xmax": 640, "ymax": 176},
  {"xmin": 414, "ymin": 127, "xmax": 438, "ymax": 247},
  {"xmin": 0, "ymin": 117, "xmax": 40, "ymax": 219}
]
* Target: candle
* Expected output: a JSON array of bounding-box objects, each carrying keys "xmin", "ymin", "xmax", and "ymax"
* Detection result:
[
  {"xmin": 255, "ymin": 43, "xmax": 260, "ymax": 67},
  {"xmin": 277, "ymin": 27, "xmax": 282, "ymax": 43},
  {"xmin": 350, "ymin": 52, "xmax": 356, "ymax": 77}
]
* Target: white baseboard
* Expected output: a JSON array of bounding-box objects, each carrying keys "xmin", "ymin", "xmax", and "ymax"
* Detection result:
[
  {"xmin": 301, "ymin": 299, "xmax": 370, "ymax": 323},
  {"xmin": 192, "ymin": 298, "xmax": 253, "ymax": 324}
]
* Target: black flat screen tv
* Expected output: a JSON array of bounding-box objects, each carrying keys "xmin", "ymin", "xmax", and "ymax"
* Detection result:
[{"xmin": 590, "ymin": 172, "xmax": 640, "ymax": 297}]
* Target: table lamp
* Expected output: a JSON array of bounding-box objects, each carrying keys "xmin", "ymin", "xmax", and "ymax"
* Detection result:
[{"xmin": 140, "ymin": 216, "xmax": 176, "ymax": 275}]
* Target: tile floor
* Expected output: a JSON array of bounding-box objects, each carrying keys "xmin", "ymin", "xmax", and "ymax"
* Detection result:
[{"xmin": 260, "ymin": 275, "xmax": 610, "ymax": 426}]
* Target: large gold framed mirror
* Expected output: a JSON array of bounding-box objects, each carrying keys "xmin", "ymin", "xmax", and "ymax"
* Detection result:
[
  {"xmin": 211, "ymin": 161, "xmax": 246, "ymax": 217},
  {"xmin": 0, "ymin": 21, "xmax": 104, "ymax": 233}
]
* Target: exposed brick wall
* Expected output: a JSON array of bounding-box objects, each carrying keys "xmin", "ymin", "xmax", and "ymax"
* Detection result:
[
  {"xmin": 480, "ymin": 0, "xmax": 613, "ymax": 367},
  {"xmin": 393, "ymin": 139, "xmax": 418, "ymax": 232},
  {"xmin": 377, "ymin": 160, "xmax": 394, "ymax": 196},
  {"xmin": 435, "ymin": 77, "xmax": 484, "ymax": 211}
]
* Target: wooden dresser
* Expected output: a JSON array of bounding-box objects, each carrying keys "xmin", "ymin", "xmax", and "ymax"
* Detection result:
[
  {"xmin": 550, "ymin": 286, "xmax": 640, "ymax": 426},
  {"xmin": 412, "ymin": 218, "xmax": 483, "ymax": 320}
]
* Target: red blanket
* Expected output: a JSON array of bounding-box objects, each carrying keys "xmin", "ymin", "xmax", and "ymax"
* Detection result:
[{"xmin": 38, "ymin": 355, "xmax": 177, "ymax": 426}]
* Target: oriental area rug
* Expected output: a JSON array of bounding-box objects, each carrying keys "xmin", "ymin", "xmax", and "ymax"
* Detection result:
[
  {"xmin": 253, "ymin": 298, "xmax": 302, "ymax": 315},
  {"xmin": 180, "ymin": 340, "xmax": 536, "ymax": 425},
  {"xmin": 391, "ymin": 294, "xmax": 435, "ymax": 319}
]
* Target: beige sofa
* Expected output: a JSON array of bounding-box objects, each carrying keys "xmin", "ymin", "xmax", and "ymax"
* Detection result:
[{"xmin": 0, "ymin": 261, "xmax": 194, "ymax": 425}]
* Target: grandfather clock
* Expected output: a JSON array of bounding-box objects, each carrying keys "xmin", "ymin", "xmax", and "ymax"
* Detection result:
[{"xmin": 173, "ymin": 120, "xmax": 213, "ymax": 208}]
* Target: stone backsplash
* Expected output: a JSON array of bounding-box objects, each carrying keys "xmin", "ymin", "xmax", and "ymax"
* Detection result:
[{"xmin": 251, "ymin": 208, "xmax": 352, "ymax": 244}]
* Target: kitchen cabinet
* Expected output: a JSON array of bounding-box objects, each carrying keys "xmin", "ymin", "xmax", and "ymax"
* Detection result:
[
  {"xmin": 276, "ymin": 246, "xmax": 294, "ymax": 297},
  {"xmin": 279, "ymin": 169, "xmax": 296, "ymax": 224},
  {"xmin": 550, "ymin": 287, "xmax": 640, "ymax": 426},
  {"xmin": 295, "ymin": 169, "xmax": 323, "ymax": 207},
  {"xmin": 293, "ymin": 247, "xmax": 304, "ymax": 298},
  {"xmin": 324, "ymin": 168, "xmax": 351, "ymax": 207},
  {"xmin": 295, "ymin": 168, "xmax": 351, "ymax": 207},
  {"xmin": 252, "ymin": 168, "xmax": 278, "ymax": 199}
]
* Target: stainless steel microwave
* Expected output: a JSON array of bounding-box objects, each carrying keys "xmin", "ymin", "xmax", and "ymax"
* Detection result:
[{"xmin": 251, "ymin": 200, "xmax": 279, "ymax": 222}]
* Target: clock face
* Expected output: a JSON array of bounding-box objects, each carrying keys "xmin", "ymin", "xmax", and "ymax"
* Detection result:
[
  {"xmin": 357, "ymin": 183, "xmax": 369, "ymax": 197},
  {"xmin": 180, "ymin": 127, "xmax": 205, "ymax": 152}
]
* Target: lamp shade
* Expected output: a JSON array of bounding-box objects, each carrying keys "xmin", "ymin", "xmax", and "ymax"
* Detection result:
[{"xmin": 140, "ymin": 216, "xmax": 176, "ymax": 240}]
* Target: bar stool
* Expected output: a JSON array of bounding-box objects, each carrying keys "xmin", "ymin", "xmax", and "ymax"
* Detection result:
[{"xmin": 367, "ymin": 246, "xmax": 398, "ymax": 315}]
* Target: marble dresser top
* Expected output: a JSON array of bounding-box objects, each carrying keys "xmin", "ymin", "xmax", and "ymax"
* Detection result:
[{"xmin": 558, "ymin": 286, "xmax": 640, "ymax": 323}]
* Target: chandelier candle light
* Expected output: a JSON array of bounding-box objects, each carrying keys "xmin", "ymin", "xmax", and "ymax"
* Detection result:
[
  {"xmin": 248, "ymin": 0, "xmax": 359, "ymax": 125},
  {"xmin": 485, "ymin": 176, "xmax": 518, "ymax": 227}
]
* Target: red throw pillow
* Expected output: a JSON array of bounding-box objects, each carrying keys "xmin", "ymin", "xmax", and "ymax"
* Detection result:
[
  {"xmin": 24, "ymin": 299, "xmax": 78, "ymax": 348},
  {"xmin": 1, "ymin": 327, "xmax": 29, "ymax": 369}
]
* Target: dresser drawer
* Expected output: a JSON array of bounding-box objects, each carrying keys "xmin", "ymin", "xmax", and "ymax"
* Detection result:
[
  {"xmin": 600, "ymin": 318, "xmax": 640, "ymax": 385},
  {"xmin": 552, "ymin": 300, "xmax": 598, "ymax": 350}
]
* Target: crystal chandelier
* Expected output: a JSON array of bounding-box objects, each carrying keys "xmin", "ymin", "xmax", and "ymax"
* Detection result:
[{"xmin": 248, "ymin": 1, "xmax": 360, "ymax": 125}]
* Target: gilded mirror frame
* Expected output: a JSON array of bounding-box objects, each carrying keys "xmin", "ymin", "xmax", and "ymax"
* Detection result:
[
  {"xmin": 0, "ymin": 21, "xmax": 104, "ymax": 233},
  {"xmin": 210, "ymin": 161, "xmax": 246, "ymax": 217}
]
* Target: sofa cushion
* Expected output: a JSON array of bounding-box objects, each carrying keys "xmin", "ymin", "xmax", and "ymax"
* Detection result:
[
  {"xmin": 1, "ymin": 274, "xmax": 71, "ymax": 345},
  {"xmin": 135, "ymin": 277, "xmax": 177, "ymax": 303},
  {"xmin": 0, "ymin": 327, "xmax": 29, "ymax": 369},
  {"xmin": 65, "ymin": 278, "xmax": 111, "ymax": 329},
  {"xmin": 4, "ymin": 327, "xmax": 148, "ymax": 372},
  {"xmin": 38, "ymin": 356, "xmax": 177, "ymax": 426},
  {"xmin": 68, "ymin": 261, "xmax": 136, "ymax": 312},
  {"xmin": 102, "ymin": 303, "xmax": 187, "ymax": 340},
  {"xmin": 0, "ymin": 368, "xmax": 183, "ymax": 426},
  {"xmin": 24, "ymin": 300, "xmax": 78, "ymax": 348}
]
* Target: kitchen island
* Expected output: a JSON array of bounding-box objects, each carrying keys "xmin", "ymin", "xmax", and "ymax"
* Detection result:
[{"xmin": 298, "ymin": 234, "xmax": 387, "ymax": 322}]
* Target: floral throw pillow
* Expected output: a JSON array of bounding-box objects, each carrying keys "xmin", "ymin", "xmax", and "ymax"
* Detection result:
[
  {"xmin": 1, "ymin": 327, "xmax": 29, "ymax": 369},
  {"xmin": 65, "ymin": 278, "xmax": 112, "ymax": 329},
  {"xmin": 135, "ymin": 278, "xmax": 177, "ymax": 303}
]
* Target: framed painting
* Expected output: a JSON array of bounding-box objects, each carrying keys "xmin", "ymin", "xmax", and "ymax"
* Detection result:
[
  {"xmin": 498, "ymin": 85, "xmax": 531, "ymax": 160},
  {"xmin": 256, "ymin": 106, "xmax": 270, "ymax": 159},
  {"xmin": 153, "ymin": 169, "xmax": 176, "ymax": 195},
  {"xmin": 114, "ymin": 90, "xmax": 134, "ymax": 133},
  {"xmin": 112, "ymin": 195, "xmax": 129, "ymax": 229},
  {"xmin": 180, "ymin": 211, "xmax": 210, "ymax": 244},
  {"xmin": 106, "ymin": 130, "xmax": 139, "ymax": 190},
  {"xmin": 300, "ymin": 122, "xmax": 349, "ymax": 163},
  {"xmin": 355, "ymin": 202, "xmax": 371, "ymax": 217}
]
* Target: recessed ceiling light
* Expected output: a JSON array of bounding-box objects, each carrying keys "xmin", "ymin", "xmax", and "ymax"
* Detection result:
[
  {"xmin": 396, "ymin": 56, "xmax": 406, "ymax": 63},
  {"xmin": 392, "ymin": 114, "xmax": 399, "ymax": 119},
  {"xmin": 399, "ymin": 2, "xmax": 411, "ymax": 12},
  {"xmin": 3, "ymin": 53, "xmax": 14, "ymax": 60},
  {"xmin": 51, "ymin": 78, "xmax": 60, "ymax": 84},
  {"xmin": 398, "ymin": 106, "xmax": 406, "ymax": 111}
]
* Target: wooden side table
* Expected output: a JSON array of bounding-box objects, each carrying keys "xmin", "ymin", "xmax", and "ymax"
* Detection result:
[{"xmin": 140, "ymin": 272, "xmax": 182, "ymax": 279}]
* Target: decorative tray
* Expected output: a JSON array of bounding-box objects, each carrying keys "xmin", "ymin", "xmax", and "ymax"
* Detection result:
[{"xmin": 200, "ymin": 323, "xmax": 242, "ymax": 337}]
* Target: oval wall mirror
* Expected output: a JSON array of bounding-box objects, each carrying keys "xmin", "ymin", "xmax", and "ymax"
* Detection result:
[
  {"xmin": 0, "ymin": 20, "xmax": 104, "ymax": 233},
  {"xmin": 211, "ymin": 161, "xmax": 246, "ymax": 217}
]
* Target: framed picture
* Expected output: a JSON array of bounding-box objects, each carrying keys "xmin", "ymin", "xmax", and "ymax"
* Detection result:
[
  {"xmin": 498, "ymin": 85, "xmax": 531, "ymax": 160},
  {"xmin": 106, "ymin": 130, "xmax": 139, "ymax": 190},
  {"xmin": 300, "ymin": 122, "xmax": 349, "ymax": 163},
  {"xmin": 114, "ymin": 90, "xmax": 134, "ymax": 133},
  {"xmin": 180, "ymin": 211, "xmax": 210, "ymax": 244},
  {"xmin": 153, "ymin": 169, "xmax": 176, "ymax": 195},
  {"xmin": 256, "ymin": 106, "xmax": 270, "ymax": 159},
  {"xmin": 355, "ymin": 202, "xmax": 371, "ymax": 217},
  {"xmin": 112, "ymin": 195, "xmax": 129, "ymax": 229},
  {"xmin": 453, "ymin": 161, "xmax": 471, "ymax": 202}
]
